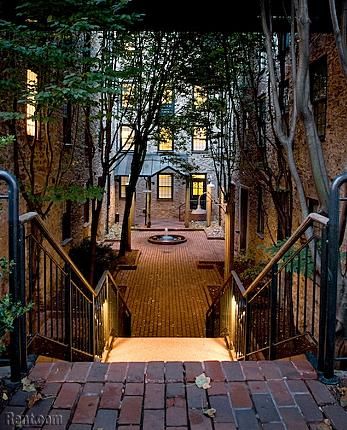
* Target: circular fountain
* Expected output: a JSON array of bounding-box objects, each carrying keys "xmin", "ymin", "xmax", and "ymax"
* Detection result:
[{"xmin": 148, "ymin": 228, "xmax": 187, "ymax": 245}]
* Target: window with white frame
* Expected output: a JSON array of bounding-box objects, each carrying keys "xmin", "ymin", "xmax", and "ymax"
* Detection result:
[
  {"xmin": 119, "ymin": 176, "xmax": 128, "ymax": 199},
  {"xmin": 192, "ymin": 127, "xmax": 207, "ymax": 151},
  {"xmin": 120, "ymin": 125, "xmax": 134, "ymax": 151},
  {"xmin": 158, "ymin": 174, "xmax": 173, "ymax": 199}
]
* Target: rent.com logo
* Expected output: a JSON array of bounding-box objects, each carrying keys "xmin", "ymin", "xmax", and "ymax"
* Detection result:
[{"xmin": 5, "ymin": 411, "xmax": 63, "ymax": 427}]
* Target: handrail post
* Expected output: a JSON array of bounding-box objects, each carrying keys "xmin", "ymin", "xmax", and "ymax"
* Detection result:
[
  {"xmin": 19, "ymin": 223, "xmax": 28, "ymax": 374},
  {"xmin": 64, "ymin": 267, "xmax": 73, "ymax": 362},
  {"xmin": 318, "ymin": 225, "xmax": 328, "ymax": 372},
  {"xmin": 91, "ymin": 296, "xmax": 96, "ymax": 358},
  {"xmin": 323, "ymin": 172, "xmax": 347, "ymax": 382},
  {"xmin": 244, "ymin": 298, "xmax": 251, "ymax": 359},
  {"xmin": 269, "ymin": 264, "xmax": 278, "ymax": 360},
  {"xmin": 0, "ymin": 171, "xmax": 22, "ymax": 381}
]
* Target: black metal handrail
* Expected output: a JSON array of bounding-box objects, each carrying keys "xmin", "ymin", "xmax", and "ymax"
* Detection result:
[
  {"xmin": 94, "ymin": 270, "xmax": 131, "ymax": 359},
  {"xmin": 19, "ymin": 211, "xmax": 131, "ymax": 362},
  {"xmin": 206, "ymin": 212, "xmax": 329, "ymax": 366}
]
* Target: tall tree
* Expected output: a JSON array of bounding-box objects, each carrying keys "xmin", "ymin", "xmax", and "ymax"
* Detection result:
[{"xmin": 117, "ymin": 32, "xmax": 188, "ymax": 256}]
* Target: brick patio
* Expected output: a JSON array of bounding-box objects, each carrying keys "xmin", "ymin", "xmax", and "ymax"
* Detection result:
[
  {"xmin": 1, "ymin": 359, "xmax": 347, "ymax": 429},
  {"xmin": 113, "ymin": 230, "xmax": 224, "ymax": 337}
]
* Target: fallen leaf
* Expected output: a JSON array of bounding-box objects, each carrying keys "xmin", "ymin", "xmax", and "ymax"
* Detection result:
[
  {"xmin": 195, "ymin": 373, "xmax": 211, "ymax": 390},
  {"xmin": 203, "ymin": 408, "xmax": 216, "ymax": 418},
  {"xmin": 21, "ymin": 377, "xmax": 37, "ymax": 392},
  {"xmin": 2, "ymin": 392, "xmax": 8, "ymax": 401},
  {"xmin": 27, "ymin": 392, "xmax": 43, "ymax": 409}
]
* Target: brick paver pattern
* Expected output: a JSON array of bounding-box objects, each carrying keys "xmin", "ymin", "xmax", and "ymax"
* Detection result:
[
  {"xmin": 113, "ymin": 230, "xmax": 224, "ymax": 337},
  {"xmin": 2, "ymin": 360, "xmax": 346, "ymax": 430}
]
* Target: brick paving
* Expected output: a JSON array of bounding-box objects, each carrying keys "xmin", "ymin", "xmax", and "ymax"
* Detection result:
[
  {"xmin": 2, "ymin": 360, "xmax": 347, "ymax": 429},
  {"xmin": 113, "ymin": 230, "xmax": 224, "ymax": 337}
]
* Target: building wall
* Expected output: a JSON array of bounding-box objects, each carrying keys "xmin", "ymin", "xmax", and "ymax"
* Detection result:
[{"xmin": 244, "ymin": 33, "xmax": 347, "ymax": 269}]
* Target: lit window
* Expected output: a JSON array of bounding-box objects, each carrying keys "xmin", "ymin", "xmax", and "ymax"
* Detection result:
[
  {"xmin": 310, "ymin": 56, "xmax": 327, "ymax": 140},
  {"xmin": 191, "ymin": 174, "xmax": 206, "ymax": 197},
  {"xmin": 193, "ymin": 86, "xmax": 207, "ymax": 108},
  {"xmin": 192, "ymin": 127, "xmax": 207, "ymax": 151},
  {"xmin": 158, "ymin": 174, "xmax": 173, "ymax": 199},
  {"xmin": 121, "ymin": 82, "xmax": 133, "ymax": 109},
  {"xmin": 26, "ymin": 69, "xmax": 37, "ymax": 137},
  {"xmin": 158, "ymin": 127, "xmax": 173, "ymax": 151},
  {"xmin": 120, "ymin": 125, "xmax": 134, "ymax": 151},
  {"xmin": 120, "ymin": 176, "xmax": 128, "ymax": 199}
]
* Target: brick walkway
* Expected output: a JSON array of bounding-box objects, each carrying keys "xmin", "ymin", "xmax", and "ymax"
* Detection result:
[
  {"xmin": 2, "ymin": 359, "xmax": 347, "ymax": 429},
  {"xmin": 113, "ymin": 230, "xmax": 224, "ymax": 337}
]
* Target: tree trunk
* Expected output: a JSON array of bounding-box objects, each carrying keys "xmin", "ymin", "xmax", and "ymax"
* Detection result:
[
  {"xmin": 224, "ymin": 187, "xmax": 235, "ymax": 281},
  {"xmin": 89, "ymin": 197, "xmax": 103, "ymax": 286}
]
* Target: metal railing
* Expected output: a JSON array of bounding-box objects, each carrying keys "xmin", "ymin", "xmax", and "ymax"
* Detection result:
[
  {"xmin": 178, "ymin": 199, "xmax": 207, "ymax": 221},
  {"xmin": 206, "ymin": 213, "xmax": 330, "ymax": 368},
  {"xmin": 94, "ymin": 271, "xmax": 131, "ymax": 359},
  {"xmin": 19, "ymin": 212, "xmax": 131, "ymax": 364}
]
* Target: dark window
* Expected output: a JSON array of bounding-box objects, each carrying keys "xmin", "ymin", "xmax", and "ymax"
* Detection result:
[
  {"xmin": 158, "ymin": 174, "xmax": 173, "ymax": 199},
  {"xmin": 62, "ymin": 200, "xmax": 72, "ymax": 241},
  {"xmin": 240, "ymin": 187, "xmax": 249, "ymax": 253},
  {"xmin": 63, "ymin": 102, "xmax": 72, "ymax": 146},
  {"xmin": 83, "ymin": 199, "xmax": 90, "ymax": 223},
  {"xmin": 258, "ymin": 95, "xmax": 266, "ymax": 147},
  {"xmin": 310, "ymin": 56, "xmax": 327, "ymax": 140},
  {"xmin": 257, "ymin": 187, "xmax": 265, "ymax": 235},
  {"xmin": 307, "ymin": 197, "xmax": 319, "ymax": 214},
  {"xmin": 160, "ymin": 88, "xmax": 175, "ymax": 116},
  {"xmin": 192, "ymin": 127, "xmax": 207, "ymax": 151}
]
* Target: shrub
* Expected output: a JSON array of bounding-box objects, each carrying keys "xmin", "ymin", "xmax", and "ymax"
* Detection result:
[
  {"xmin": 0, "ymin": 294, "xmax": 32, "ymax": 353},
  {"xmin": 69, "ymin": 238, "xmax": 118, "ymax": 285}
]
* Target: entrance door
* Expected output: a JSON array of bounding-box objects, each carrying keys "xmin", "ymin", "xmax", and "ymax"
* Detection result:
[
  {"xmin": 239, "ymin": 187, "xmax": 249, "ymax": 253},
  {"xmin": 191, "ymin": 174, "xmax": 207, "ymax": 209}
]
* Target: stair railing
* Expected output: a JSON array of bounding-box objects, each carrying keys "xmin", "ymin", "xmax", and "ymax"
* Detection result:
[
  {"xmin": 94, "ymin": 270, "xmax": 131, "ymax": 359},
  {"xmin": 206, "ymin": 213, "xmax": 329, "ymax": 367},
  {"xmin": 19, "ymin": 212, "xmax": 130, "ymax": 362}
]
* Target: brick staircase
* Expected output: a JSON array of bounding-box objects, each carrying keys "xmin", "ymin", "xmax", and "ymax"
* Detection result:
[{"xmin": 1, "ymin": 359, "xmax": 347, "ymax": 429}]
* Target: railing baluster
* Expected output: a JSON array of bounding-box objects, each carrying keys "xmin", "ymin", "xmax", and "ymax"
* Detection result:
[
  {"xmin": 303, "ymin": 245, "xmax": 309, "ymax": 332},
  {"xmin": 43, "ymin": 252, "xmax": 47, "ymax": 337},
  {"xmin": 269, "ymin": 264, "xmax": 278, "ymax": 360},
  {"xmin": 64, "ymin": 267, "xmax": 72, "ymax": 361},
  {"xmin": 311, "ymin": 236, "xmax": 318, "ymax": 337}
]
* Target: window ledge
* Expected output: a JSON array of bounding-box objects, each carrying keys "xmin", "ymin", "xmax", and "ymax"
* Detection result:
[
  {"xmin": 256, "ymin": 232, "xmax": 264, "ymax": 240},
  {"xmin": 61, "ymin": 238, "xmax": 73, "ymax": 247}
]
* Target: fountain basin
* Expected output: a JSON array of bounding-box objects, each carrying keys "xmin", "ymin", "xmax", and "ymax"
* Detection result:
[{"xmin": 148, "ymin": 233, "xmax": 187, "ymax": 245}]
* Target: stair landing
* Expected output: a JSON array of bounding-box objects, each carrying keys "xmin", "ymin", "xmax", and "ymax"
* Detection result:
[
  {"xmin": 2, "ymin": 359, "xmax": 347, "ymax": 429},
  {"xmin": 106, "ymin": 337, "xmax": 232, "ymax": 362}
]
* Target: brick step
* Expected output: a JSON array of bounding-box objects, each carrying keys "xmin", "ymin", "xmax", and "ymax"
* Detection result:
[{"xmin": 107, "ymin": 337, "xmax": 233, "ymax": 362}]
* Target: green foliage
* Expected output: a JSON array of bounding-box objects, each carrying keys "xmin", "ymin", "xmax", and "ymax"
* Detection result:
[
  {"xmin": 27, "ymin": 184, "xmax": 104, "ymax": 204},
  {"xmin": 233, "ymin": 253, "xmax": 266, "ymax": 287},
  {"xmin": 0, "ymin": 135, "xmax": 15, "ymax": 148},
  {"xmin": 0, "ymin": 294, "xmax": 32, "ymax": 353},
  {"xmin": 0, "ymin": 257, "xmax": 15, "ymax": 280},
  {"xmin": 69, "ymin": 238, "xmax": 118, "ymax": 285},
  {"xmin": 260, "ymin": 238, "xmax": 317, "ymax": 279}
]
